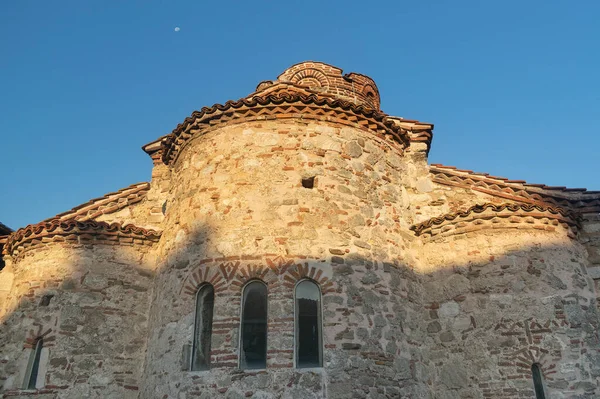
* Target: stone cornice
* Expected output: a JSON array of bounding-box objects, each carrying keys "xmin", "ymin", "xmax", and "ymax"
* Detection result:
[
  {"xmin": 4, "ymin": 219, "xmax": 161, "ymax": 259},
  {"xmin": 431, "ymin": 164, "xmax": 600, "ymax": 213},
  {"xmin": 410, "ymin": 203, "xmax": 579, "ymax": 240},
  {"xmin": 160, "ymin": 91, "xmax": 411, "ymax": 165}
]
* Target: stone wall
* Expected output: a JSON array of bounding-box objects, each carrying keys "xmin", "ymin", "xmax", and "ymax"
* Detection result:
[
  {"xmin": 416, "ymin": 229, "xmax": 600, "ymax": 398},
  {"xmin": 0, "ymin": 243, "xmax": 155, "ymax": 398},
  {"xmin": 582, "ymin": 212, "xmax": 600, "ymax": 315},
  {"xmin": 139, "ymin": 120, "xmax": 430, "ymax": 398}
]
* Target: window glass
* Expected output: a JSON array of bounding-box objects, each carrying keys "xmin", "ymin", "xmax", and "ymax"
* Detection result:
[
  {"xmin": 532, "ymin": 363, "xmax": 546, "ymax": 399},
  {"xmin": 295, "ymin": 280, "xmax": 322, "ymax": 368},
  {"xmin": 240, "ymin": 281, "xmax": 268, "ymax": 369},
  {"xmin": 191, "ymin": 284, "xmax": 214, "ymax": 371},
  {"xmin": 24, "ymin": 339, "xmax": 43, "ymax": 389}
]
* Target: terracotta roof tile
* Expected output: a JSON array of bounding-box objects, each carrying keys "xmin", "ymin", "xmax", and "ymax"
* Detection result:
[
  {"xmin": 430, "ymin": 164, "xmax": 600, "ymax": 212},
  {"xmin": 4, "ymin": 219, "xmax": 161, "ymax": 258},
  {"xmin": 431, "ymin": 164, "xmax": 595, "ymax": 194},
  {"xmin": 161, "ymin": 91, "xmax": 410, "ymax": 165},
  {"xmin": 411, "ymin": 202, "xmax": 579, "ymax": 238},
  {"xmin": 48, "ymin": 182, "xmax": 150, "ymax": 222}
]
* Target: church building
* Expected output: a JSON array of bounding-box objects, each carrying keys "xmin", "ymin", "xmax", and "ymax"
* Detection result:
[{"xmin": 1, "ymin": 61, "xmax": 599, "ymax": 398}]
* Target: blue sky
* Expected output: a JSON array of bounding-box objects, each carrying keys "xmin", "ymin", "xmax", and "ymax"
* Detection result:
[{"xmin": 1, "ymin": 1, "xmax": 599, "ymax": 230}]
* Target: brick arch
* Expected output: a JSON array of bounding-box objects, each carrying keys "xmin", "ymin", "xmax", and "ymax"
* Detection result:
[
  {"xmin": 230, "ymin": 263, "xmax": 279, "ymax": 292},
  {"xmin": 362, "ymin": 84, "xmax": 380, "ymax": 109},
  {"xmin": 24, "ymin": 324, "xmax": 56, "ymax": 349},
  {"xmin": 182, "ymin": 264, "xmax": 227, "ymax": 297},
  {"xmin": 511, "ymin": 346, "xmax": 557, "ymax": 381},
  {"xmin": 282, "ymin": 263, "xmax": 335, "ymax": 294},
  {"xmin": 288, "ymin": 68, "xmax": 330, "ymax": 88}
]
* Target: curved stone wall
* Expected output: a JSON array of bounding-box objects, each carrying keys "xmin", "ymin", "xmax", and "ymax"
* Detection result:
[
  {"xmin": 416, "ymin": 228, "xmax": 600, "ymax": 398},
  {"xmin": 0, "ymin": 243, "xmax": 155, "ymax": 398},
  {"xmin": 139, "ymin": 120, "xmax": 429, "ymax": 398}
]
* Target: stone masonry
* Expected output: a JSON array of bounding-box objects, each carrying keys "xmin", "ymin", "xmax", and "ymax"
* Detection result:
[{"xmin": 1, "ymin": 61, "xmax": 599, "ymax": 398}]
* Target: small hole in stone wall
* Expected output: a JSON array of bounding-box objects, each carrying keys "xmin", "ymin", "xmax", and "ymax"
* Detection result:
[
  {"xmin": 302, "ymin": 177, "xmax": 315, "ymax": 189},
  {"xmin": 162, "ymin": 201, "xmax": 168, "ymax": 215},
  {"xmin": 39, "ymin": 295, "xmax": 54, "ymax": 307}
]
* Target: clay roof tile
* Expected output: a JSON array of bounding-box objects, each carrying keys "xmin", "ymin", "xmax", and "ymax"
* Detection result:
[
  {"xmin": 430, "ymin": 164, "xmax": 600, "ymax": 210},
  {"xmin": 48, "ymin": 182, "xmax": 150, "ymax": 222}
]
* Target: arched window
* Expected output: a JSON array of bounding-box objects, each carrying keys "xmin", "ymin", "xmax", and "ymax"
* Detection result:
[
  {"xmin": 191, "ymin": 284, "xmax": 214, "ymax": 371},
  {"xmin": 531, "ymin": 363, "xmax": 546, "ymax": 399},
  {"xmin": 295, "ymin": 280, "xmax": 322, "ymax": 368},
  {"xmin": 24, "ymin": 338, "xmax": 43, "ymax": 389},
  {"xmin": 240, "ymin": 281, "xmax": 268, "ymax": 369}
]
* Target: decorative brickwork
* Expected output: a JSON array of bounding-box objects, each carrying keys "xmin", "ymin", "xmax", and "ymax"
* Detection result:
[
  {"xmin": 276, "ymin": 61, "xmax": 381, "ymax": 110},
  {"xmin": 182, "ymin": 256, "xmax": 335, "ymax": 298},
  {"xmin": 24, "ymin": 325, "xmax": 56, "ymax": 349}
]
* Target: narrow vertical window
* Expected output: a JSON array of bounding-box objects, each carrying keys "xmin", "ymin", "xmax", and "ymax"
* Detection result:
[
  {"xmin": 531, "ymin": 363, "xmax": 546, "ymax": 399},
  {"xmin": 240, "ymin": 281, "xmax": 267, "ymax": 369},
  {"xmin": 191, "ymin": 284, "xmax": 214, "ymax": 371},
  {"xmin": 295, "ymin": 280, "xmax": 322, "ymax": 368},
  {"xmin": 24, "ymin": 338, "xmax": 43, "ymax": 389}
]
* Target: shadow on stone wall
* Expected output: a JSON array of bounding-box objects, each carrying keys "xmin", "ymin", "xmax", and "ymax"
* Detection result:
[
  {"xmin": 1, "ymin": 224, "xmax": 600, "ymax": 398},
  {"xmin": 0, "ymin": 229, "xmax": 174, "ymax": 398}
]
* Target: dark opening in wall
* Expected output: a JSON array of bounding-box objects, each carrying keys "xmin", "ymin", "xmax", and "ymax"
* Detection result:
[
  {"xmin": 24, "ymin": 338, "xmax": 43, "ymax": 390},
  {"xmin": 302, "ymin": 177, "xmax": 315, "ymax": 189},
  {"xmin": 39, "ymin": 295, "xmax": 54, "ymax": 307},
  {"xmin": 162, "ymin": 201, "xmax": 168, "ymax": 215},
  {"xmin": 531, "ymin": 363, "xmax": 546, "ymax": 399}
]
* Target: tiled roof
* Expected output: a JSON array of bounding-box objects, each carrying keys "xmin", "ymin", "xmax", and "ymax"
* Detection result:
[
  {"xmin": 160, "ymin": 90, "xmax": 411, "ymax": 165},
  {"xmin": 0, "ymin": 221, "xmax": 12, "ymax": 236},
  {"xmin": 145, "ymin": 62, "xmax": 435, "ymax": 165},
  {"xmin": 430, "ymin": 164, "xmax": 600, "ymax": 212},
  {"xmin": 411, "ymin": 202, "xmax": 578, "ymax": 239},
  {"xmin": 4, "ymin": 219, "xmax": 161, "ymax": 259},
  {"xmin": 48, "ymin": 182, "xmax": 150, "ymax": 222},
  {"xmin": 387, "ymin": 116, "xmax": 434, "ymax": 154}
]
